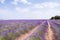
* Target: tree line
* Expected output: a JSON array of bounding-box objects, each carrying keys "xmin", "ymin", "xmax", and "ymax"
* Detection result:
[{"xmin": 50, "ymin": 16, "xmax": 60, "ymax": 20}]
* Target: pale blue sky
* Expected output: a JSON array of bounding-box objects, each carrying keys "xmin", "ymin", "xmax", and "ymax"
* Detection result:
[{"xmin": 0, "ymin": 0, "xmax": 60, "ymax": 19}]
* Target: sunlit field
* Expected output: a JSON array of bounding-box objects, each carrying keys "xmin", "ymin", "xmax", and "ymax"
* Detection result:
[{"xmin": 0, "ymin": 20, "xmax": 60, "ymax": 40}]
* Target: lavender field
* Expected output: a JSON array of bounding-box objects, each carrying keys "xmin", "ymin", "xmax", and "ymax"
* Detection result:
[{"xmin": 0, "ymin": 20, "xmax": 60, "ymax": 40}]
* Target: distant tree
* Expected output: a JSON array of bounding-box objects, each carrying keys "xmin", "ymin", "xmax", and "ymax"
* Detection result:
[
  {"xmin": 50, "ymin": 16, "xmax": 60, "ymax": 20},
  {"xmin": 50, "ymin": 17, "xmax": 55, "ymax": 20}
]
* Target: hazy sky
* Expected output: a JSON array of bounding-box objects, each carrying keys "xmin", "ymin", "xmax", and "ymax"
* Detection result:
[{"xmin": 0, "ymin": 0, "xmax": 60, "ymax": 19}]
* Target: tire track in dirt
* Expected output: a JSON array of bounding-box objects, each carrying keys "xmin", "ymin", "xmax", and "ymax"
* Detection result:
[{"xmin": 45, "ymin": 21, "xmax": 55, "ymax": 40}]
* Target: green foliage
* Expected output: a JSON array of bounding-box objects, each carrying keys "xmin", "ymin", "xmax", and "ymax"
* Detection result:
[
  {"xmin": 50, "ymin": 16, "xmax": 60, "ymax": 20},
  {"xmin": 0, "ymin": 33, "xmax": 17, "ymax": 40},
  {"xmin": 38, "ymin": 30, "xmax": 44, "ymax": 35},
  {"xmin": 7, "ymin": 33, "xmax": 16, "ymax": 40},
  {"xmin": 0, "ymin": 36, "xmax": 6, "ymax": 40},
  {"xmin": 29, "ymin": 36, "xmax": 41, "ymax": 40}
]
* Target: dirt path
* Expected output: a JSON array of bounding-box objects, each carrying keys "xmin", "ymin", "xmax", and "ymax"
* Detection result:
[
  {"xmin": 45, "ymin": 21, "xmax": 55, "ymax": 40},
  {"xmin": 15, "ymin": 21, "xmax": 45, "ymax": 40}
]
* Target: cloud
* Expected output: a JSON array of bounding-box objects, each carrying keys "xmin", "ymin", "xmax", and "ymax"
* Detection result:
[
  {"xmin": 28, "ymin": 8, "xmax": 60, "ymax": 19},
  {"xmin": 12, "ymin": 6, "xmax": 60, "ymax": 19},
  {"xmin": 15, "ymin": 7, "xmax": 29, "ymax": 13},
  {"xmin": 12, "ymin": 0, "xmax": 31, "ymax": 5},
  {"xmin": 0, "ymin": 0, "xmax": 5, "ymax": 4},
  {"xmin": 12, "ymin": 2, "xmax": 60, "ymax": 19},
  {"xmin": 0, "ymin": 0, "xmax": 60, "ymax": 19},
  {"xmin": 32, "ymin": 2, "xmax": 60, "ymax": 9},
  {"xmin": 42, "ymin": 2, "xmax": 59, "ymax": 8},
  {"xmin": 0, "ymin": 8, "xmax": 21, "ymax": 19},
  {"xmin": 0, "ymin": 8, "xmax": 12, "ymax": 19},
  {"xmin": 32, "ymin": 4, "xmax": 44, "ymax": 8},
  {"xmin": 20, "ymin": 0, "xmax": 31, "ymax": 4}
]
